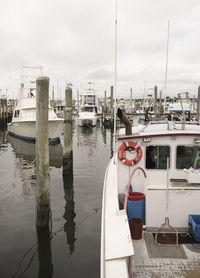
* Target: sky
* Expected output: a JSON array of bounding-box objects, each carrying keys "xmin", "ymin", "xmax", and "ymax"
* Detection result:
[{"xmin": 1, "ymin": 0, "xmax": 200, "ymax": 100}]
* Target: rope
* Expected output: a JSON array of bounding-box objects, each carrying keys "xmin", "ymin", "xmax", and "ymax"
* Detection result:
[{"xmin": 48, "ymin": 120, "xmax": 64, "ymax": 147}]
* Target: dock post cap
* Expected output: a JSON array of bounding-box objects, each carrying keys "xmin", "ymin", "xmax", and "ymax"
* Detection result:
[{"xmin": 36, "ymin": 76, "xmax": 50, "ymax": 81}]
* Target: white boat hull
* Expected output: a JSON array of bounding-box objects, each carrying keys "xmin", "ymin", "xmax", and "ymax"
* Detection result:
[{"xmin": 8, "ymin": 119, "xmax": 63, "ymax": 144}]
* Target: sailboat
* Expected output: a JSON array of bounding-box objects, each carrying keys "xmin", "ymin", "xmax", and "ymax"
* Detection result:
[{"xmin": 8, "ymin": 66, "xmax": 63, "ymax": 144}]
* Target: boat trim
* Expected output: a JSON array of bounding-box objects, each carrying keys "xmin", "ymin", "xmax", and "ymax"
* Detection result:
[
  {"xmin": 118, "ymin": 133, "xmax": 200, "ymax": 141},
  {"xmin": 8, "ymin": 130, "xmax": 60, "ymax": 144}
]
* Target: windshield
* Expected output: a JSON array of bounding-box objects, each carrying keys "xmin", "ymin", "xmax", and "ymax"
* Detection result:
[{"xmin": 81, "ymin": 107, "xmax": 94, "ymax": 112}]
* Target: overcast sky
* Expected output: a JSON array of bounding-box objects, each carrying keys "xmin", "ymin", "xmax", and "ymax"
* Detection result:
[{"xmin": 1, "ymin": 0, "xmax": 200, "ymax": 99}]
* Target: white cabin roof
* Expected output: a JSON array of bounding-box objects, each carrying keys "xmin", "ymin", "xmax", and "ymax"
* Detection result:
[{"xmin": 118, "ymin": 122, "xmax": 200, "ymax": 139}]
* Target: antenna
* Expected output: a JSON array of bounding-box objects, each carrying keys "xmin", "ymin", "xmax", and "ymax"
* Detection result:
[{"xmin": 113, "ymin": 0, "xmax": 118, "ymax": 163}]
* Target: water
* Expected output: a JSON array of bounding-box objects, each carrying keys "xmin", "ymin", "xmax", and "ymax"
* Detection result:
[{"xmin": 0, "ymin": 122, "xmax": 113, "ymax": 278}]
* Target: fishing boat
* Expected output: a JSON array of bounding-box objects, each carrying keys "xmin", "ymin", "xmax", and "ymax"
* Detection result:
[
  {"xmin": 101, "ymin": 117, "xmax": 200, "ymax": 277},
  {"xmin": 8, "ymin": 66, "xmax": 63, "ymax": 144},
  {"xmin": 78, "ymin": 87, "xmax": 98, "ymax": 127},
  {"xmin": 168, "ymin": 100, "xmax": 191, "ymax": 114}
]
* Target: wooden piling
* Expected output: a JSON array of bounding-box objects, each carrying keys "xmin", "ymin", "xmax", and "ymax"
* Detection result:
[
  {"xmin": 63, "ymin": 86, "xmax": 75, "ymax": 254},
  {"xmin": 197, "ymin": 86, "xmax": 200, "ymax": 123},
  {"xmin": 130, "ymin": 88, "xmax": 133, "ymax": 112},
  {"xmin": 154, "ymin": 85, "xmax": 158, "ymax": 118},
  {"xmin": 110, "ymin": 86, "xmax": 114, "ymax": 124},
  {"xmin": 36, "ymin": 76, "xmax": 50, "ymax": 228},
  {"xmin": 103, "ymin": 90, "xmax": 107, "ymax": 123},
  {"xmin": 77, "ymin": 90, "xmax": 79, "ymax": 112},
  {"xmin": 63, "ymin": 86, "xmax": 73, "ymax": 174},
  {"xmin": 52, "ymin": 86, "xmax": 55, "ymax": 101}
]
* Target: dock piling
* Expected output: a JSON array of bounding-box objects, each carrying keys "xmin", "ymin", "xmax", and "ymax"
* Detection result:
[
  {"xmin": 103, "ymin": 90, "xmax": 107, "ymax": 123},
  {"xmin": 197, "ymin": 86, "xmax": 200, "ymax": 123},
  {"xmin": 63, "ymin": 86, "xmax": 73, "ymax": 174},
  {"xmin": 36, "ymin": 76, "xmax": 50, "ymax": 228},
  {"xmin": 154, "ymin": 85, "xmax": 158, "ymax": 118}
]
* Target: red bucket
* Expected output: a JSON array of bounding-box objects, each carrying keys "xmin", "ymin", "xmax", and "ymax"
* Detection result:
[
  {"xmin": 128, "ymin": 192, "xmax": 144, "ymax": 201},
  {"xmin": 129, "ymin": 218, "xmax": 143, "ymax": 240}
]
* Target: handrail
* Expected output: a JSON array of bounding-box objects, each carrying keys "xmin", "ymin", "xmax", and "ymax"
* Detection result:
[{"xmin": 124, "ymin": 167, "xmax": 147, "ymax": 211}]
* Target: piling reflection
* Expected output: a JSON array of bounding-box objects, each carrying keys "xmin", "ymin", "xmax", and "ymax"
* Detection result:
[
  {"xmin": 0, "ymin": 127, "xmax": 7, "ymax": 151},
  {"xmin": 63, "ymin": 154, "xmax": 76, "ymax": 256},
  {"xmin": 110, "ymin": 128, "xmax": 114, "ymax": 158},
  {"xmin": 102, "ymin": 125, "xmax": 107, "ymax": 145},
  {"xmin": 37, "ymin": 226, "xmax": 54, "ymax": 278}
]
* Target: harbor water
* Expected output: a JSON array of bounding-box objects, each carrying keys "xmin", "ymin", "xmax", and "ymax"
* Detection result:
[{"xmin": 0, "ymin": 121, "xmax": 113, "ymax": 278}]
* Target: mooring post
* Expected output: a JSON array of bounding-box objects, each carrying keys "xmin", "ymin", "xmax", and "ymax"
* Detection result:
[
  {"xmin": 103, "ymin": 90, "xmax": 107, "ymax": 123},
  {"xmin": 110, "ymin": 86, "xmax": 114, "ymax": 125},
  {"xmin": 52, "ymin": 86, "xmax": 55, "ymax": 101},
  {"xmin": 197, "ymin": 86, "xmax": 200, "ymax": 123},
  {"xmin": 77, "ymin": 90, "xmax": 79, "ymax": 113},
  {"xmin": 154, "ymin": 85, "xmax": 158, "ymax": 119},
  {"xmin": 63, "ymin": 86, "xmax": 73, "ymax": 175},
  {"xmin": 36, "ymin": 76, "xmax": 50, "ymax": 228},
  {"xmin": 130, "ymin": 88, "xmax": 133, "ymax": 112}
]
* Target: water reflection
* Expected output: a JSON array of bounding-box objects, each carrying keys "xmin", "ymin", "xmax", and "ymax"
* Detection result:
[
  {"xmin": 37, "ymin": 227, "xmax": 54, "ymax": 278},
  {"xmin": 63, "ymin": 155, "xmax": 76, "ymax": 257},
  {"xmin": 0, "ymin": 127, "xmax": 8, "ymax": 152},
  {"xmin": 102, "ymin": 126, "xmax": 107, "ymax": 145},
  {"xmin": 77, "ymin": 126, "xmax": 97, "ymax": 158},
  {"xmin": 101, "ymin": 125, "xmax": 114, "ymax": 158},
  {"xmin": 7, "ymin": 135, "xmax": 63, "ymax": 200},
  {"xmin": 110, "ymin": 127, "xmax": 114, "ymax": 158},
  {"xmin": 8, "ymin": 135, "xmax": 63, "ymax": 168}
]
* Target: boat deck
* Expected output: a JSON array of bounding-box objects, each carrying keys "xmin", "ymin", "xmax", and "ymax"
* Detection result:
[{"xmin": 132, "ymin": 231, "xmax": 200, "ymax": 278}]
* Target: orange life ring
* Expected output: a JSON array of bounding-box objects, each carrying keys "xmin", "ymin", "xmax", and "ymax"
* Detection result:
[{"xmin": 118, "ymin": 142, "xmax": 142, "ymax": 166}]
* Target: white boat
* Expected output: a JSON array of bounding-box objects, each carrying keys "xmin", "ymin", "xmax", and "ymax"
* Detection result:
[
  {"xmin": 168, "ymin": 92, "xmax": 192, "ymax": 114},
  {"xmin": 8, "ymin": 67, "xmax": 63, "ymax": 144},
  {"xmin": 101, "ymin": 120, "xmax": 200, "ymax": 277},
  {"xmin": 168, "ymin": 102, "xmax": 191, "ymax": 113},
  {"xmin": 78, "ymin": 90, "xmax": 98, "ymax": 127}
]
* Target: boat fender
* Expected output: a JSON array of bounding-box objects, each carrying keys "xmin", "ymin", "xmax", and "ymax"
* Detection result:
[{"xmin": 118, "ymin": 142, "xmax": 142, "ymax": 166}]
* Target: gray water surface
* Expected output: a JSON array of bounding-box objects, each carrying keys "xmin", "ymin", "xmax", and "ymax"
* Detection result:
[{"xmin": 0, "ymin": 123, "xmax": 113, "ymax": 278}]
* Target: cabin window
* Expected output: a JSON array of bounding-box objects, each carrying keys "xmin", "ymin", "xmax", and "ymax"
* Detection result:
[
  {"xmin": 176, "ymin": 146, "xmax": 200, "ymax": 169},
  {"xmin": 146, "ymin": 145, "xmax": 170, "ymax": 169},
  {"xmin": 14, "ymin": 110, "xmax": 20, "ymax": 118},
  {"xmin": 81, "ymin": 107, "xmax": 94, "ymax": 112}
]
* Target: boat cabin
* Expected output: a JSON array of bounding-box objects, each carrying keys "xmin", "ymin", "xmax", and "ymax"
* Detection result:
[{"xmin": 117, "ymin": 122, "xmax": 200, "ymax": 229}]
